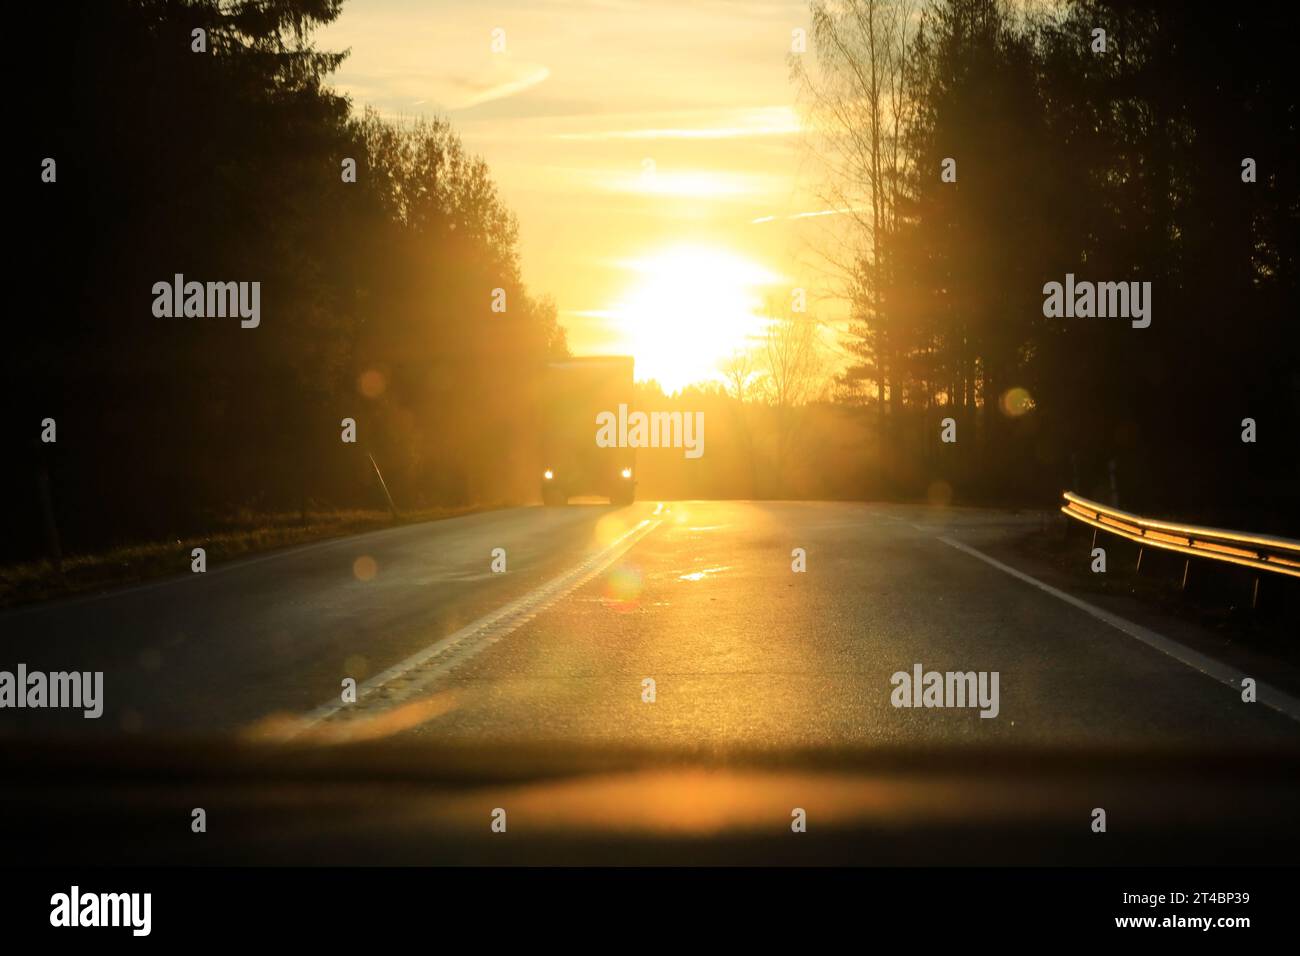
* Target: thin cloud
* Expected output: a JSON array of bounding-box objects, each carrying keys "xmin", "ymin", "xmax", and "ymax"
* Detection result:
[
  {"xmin": 750, "ymin": 207, "xmax": 863, "ymax": 224},
  {"xmin": 455, "ymin": 65, "xmax": 552, "ymax": 109},
  {"xmin": 556, "ymin": 106, "xmax": 800, "ymax": 141}
]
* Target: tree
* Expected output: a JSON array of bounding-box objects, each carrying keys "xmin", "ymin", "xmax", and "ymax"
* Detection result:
[{"xmin": 792, "ymin": 0, "xmax": 919, "ymax": 415}]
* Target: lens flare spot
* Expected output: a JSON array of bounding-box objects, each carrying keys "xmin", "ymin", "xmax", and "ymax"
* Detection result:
[
  {"xmin": 358, "ymin": 368, "xmax": 387, "ymax": 399},
  {"xmin": 353, "ymin": 555, "xmax": 378, "ymax": 581},
  {"xmin": 999, "ymin": 386, "xmax": 1034, "ymax": 418},
  {"xmin": 603, "ymin": 563, "xmax": 644, "ymax": 612}
]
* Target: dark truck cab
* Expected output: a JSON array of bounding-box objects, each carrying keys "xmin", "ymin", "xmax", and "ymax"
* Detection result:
[{"xmin": 541, "ymin": 356, "xmax": 636, "ymax": 506}]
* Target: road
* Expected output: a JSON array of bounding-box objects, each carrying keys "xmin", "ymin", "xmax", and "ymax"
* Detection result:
[{"xmin": 1, "ymin": 501, "xmax": 1296, "ymax": 746}]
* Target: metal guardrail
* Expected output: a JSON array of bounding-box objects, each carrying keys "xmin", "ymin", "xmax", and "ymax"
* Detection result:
[{"xmin": 1060, "ymin": 492, "xmax": 1300, "ymax": 597}]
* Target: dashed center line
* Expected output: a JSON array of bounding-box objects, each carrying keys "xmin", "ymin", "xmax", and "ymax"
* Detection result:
[{"xmin": 287, "ymin": 516, "xmax": 663, "ymax": 734}]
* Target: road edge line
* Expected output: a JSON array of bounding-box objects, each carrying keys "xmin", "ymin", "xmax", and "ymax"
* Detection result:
[{"xmin": 937, "ymin": 535, "xmax": 1300, "ymax": 724}]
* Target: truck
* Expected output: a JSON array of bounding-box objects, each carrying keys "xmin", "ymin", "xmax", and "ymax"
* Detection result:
[{"xmin": 540, "ymin": 356, "xmax": 636, "ymax": 506}]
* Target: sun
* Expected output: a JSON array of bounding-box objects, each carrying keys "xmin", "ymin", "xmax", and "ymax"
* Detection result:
[{"xmin": 608, "ymin": 244, "xmax": 780, "ymax": 393}]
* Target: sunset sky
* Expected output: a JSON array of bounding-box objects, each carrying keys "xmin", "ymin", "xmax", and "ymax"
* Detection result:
[{"xmin": 319, "ymin": 0, "xmax": 843, "ymax": 392}]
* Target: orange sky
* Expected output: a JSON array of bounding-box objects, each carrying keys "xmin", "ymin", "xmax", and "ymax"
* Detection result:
[{"xmin": 320, "ymin": 0, "xmax": 846, "ymax": 393}]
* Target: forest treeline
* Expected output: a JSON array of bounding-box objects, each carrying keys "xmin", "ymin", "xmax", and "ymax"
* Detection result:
[
  {"xmin": 790, "ymin": 0, "xmax": 1298, "ymax": 526},
  {"xmin": 8, "ymin": 0, "xmax": 564, "ymax": 561},
  {"xmin": 6, "ymin": 0, "xmax": 1298, "ymax": 566}
]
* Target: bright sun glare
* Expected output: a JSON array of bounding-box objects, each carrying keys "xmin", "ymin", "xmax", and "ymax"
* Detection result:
[{"xmin": 609, "ymin": 245, "xmax": 780, "ymax": 394}]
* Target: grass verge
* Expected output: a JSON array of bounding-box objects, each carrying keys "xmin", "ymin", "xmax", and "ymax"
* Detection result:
[{"xmin": 0, "ymin": 505, "xmax": 504, "ymax": 610}]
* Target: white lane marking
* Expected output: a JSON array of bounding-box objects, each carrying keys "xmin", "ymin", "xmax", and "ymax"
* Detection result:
[
  {"xmin": 938, "ymin": 536, "xmax": 1300, "ymax": 724},
  {"xmin": 291, "ymin": 516, "xmax": 663, "ymax": 733}
]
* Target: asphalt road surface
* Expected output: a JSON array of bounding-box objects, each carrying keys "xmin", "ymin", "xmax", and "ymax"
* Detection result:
[{"xmin": 2, "ymin": 501, "xmax": 1297, "ymax": 747}]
